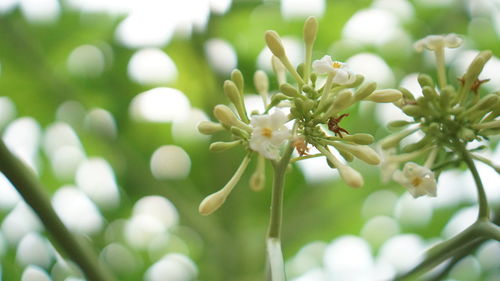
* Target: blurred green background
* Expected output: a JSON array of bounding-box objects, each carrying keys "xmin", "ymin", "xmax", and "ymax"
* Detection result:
[{"xmin": 0, "ymin": 0, "xmax": 499, "ymax": 280}]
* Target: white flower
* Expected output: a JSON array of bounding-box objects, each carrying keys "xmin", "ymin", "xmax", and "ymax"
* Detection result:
[
  {"xmin": 312, "ymin": 55, "xmax": 355, "ymax": 85},
  {"xmin": 249, "ymin": 110, "xmax": 290, "ymax": 160},
  {"xmin": 413, "ymin": 34, "xmax": 463, "ymax": 53},
  {"xmin": 393, "ymin": 162, "xmax": 437, "ymax": 198}
]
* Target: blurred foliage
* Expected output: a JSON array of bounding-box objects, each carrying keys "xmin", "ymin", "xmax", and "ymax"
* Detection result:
[{"xmin": 0, "ymin": 0, "xmax": 499, "ymax": 281}]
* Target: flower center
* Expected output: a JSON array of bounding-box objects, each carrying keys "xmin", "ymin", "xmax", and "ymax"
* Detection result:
[
  {"xmin": 261, "ymin": 127, "xmax": 273, "ymax": 138},
  {"xmin": 332, "ymin": 61, "xmax": 343, "ymax": 69},
  {"xmin": 411, "ymin": 177, "xmax": 422, "ymax": 187}
]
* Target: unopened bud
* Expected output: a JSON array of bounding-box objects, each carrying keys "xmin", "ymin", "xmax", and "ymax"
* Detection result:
[
  {"xmin": 197, "ymin": 121, "xmax": 224, "ymax": 135},
  {"xmin": 422, "ymin": 86, "xmax": 439, "ymax": 102},
  {"xmin": 464, "ymin": 50, "xmax": 492, "ymax": 82},
  {"xmin": 417, "ymin": 73, "xmax": 435, "ymax": 88},
  {"xmin": 249, "ymin": 156, "xmax": 266, "ymax": 191},
  {"xmin": 354, "ymin": 82, "xmax": 377, "ymax": 101},
  {"xmin": 199, "ymin": 190, "xmax": 227, "ymax": 215},
  {"xmin": 365, "ymin": 89, "xmax": 402, "ymax": 103},
  {"xmin": 440, "ymin": 85, "xmax": 456, "ymax": 108},
  {"xmin": 265, "ymin": 30, "xmax": 286, "ymax": 59},
  {"xmin": 402, "ymin": 105, "xmax": 424, "ymax": 117},
  {"xmin": 380, "ymin": 129, "xmax": 417, "ymax": 149},
  {"xmin": 332, "ymin": 142, "xmax": 380, "ymax": 165},
  {"xmin": 458, "ymin": 127, "xmax": 476, "ymax": 141},
  {"xmin": 402, "ymin": 136, "xmax": 432, "ymax": 153},
  {"xmin": 269, "ymin": 93, "xmax": 289, "ymax": 108},
  {"xmin": 224, "ymin": 80, "xmax": 241, "ymax": 106},
  {"xmin": 303, "ymin": 16, "xmax": 318, "ymax": 46},
  {"xmin": 328, "ymin": 90, "xmax": 353, "ymax": 115},
  {"xmin": 388, "ymin": 120, "xmax": 412, "ymax": 130},
  {"xmin": 254, "ymin": 70, "xmax": 269, "ymax": 95},
  {"xmin": 339, "ymin": 165, "xmax": 364, "ymax": 188},
  {"xmin": 272, "ymin": 55, "xmax": 287, "ymax": 85},
  {"xmin": 209, "ymin": 140, "xmax": 242, "ymax": 152},
  {"xmin": 231, "ymin": 69, "xmax": 244, "ymax": 93},
  {"xmin": 280, "ymin": 83, "xmax": 302, "ymax": 98},
  {"xmin": 213, "ymin": 105, "xmax": 252, "ymax": 133},
  {"xmin": 230, "ymin": 126, "xmax": 250, "ymax": 139},
  {"xmin": 343, "ymin": 133, "xmax": 374, "ymax": 145}
]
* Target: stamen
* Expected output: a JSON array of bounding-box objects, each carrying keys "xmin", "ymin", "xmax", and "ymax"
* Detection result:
[{"xmin": 262, "ymin": 128, "xmax": 273, "ymax": 138}]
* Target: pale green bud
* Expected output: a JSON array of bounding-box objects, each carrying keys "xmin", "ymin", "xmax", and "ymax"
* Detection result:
[
  {"xmin": 303, "ymin": 16, "xmax": 318, "ymax": 46},
  {"xmin": 365, "ymin": 89, "xmax": 402, "ymax": 103},
  {"xmin": 249, "ymin": 156, "xmax": 266, "ymax": 191},
  {"xmin": 343, "ymin": 133, "xmax": 374, "ymax": 145},
  {"xmin": 271, "ymin": 55, "xmax": 287, "ymax": 85},
  {"xmin": 332, "ymin": 142, "xmax": 380, "ymax": 165},
  {"xmin": 458, "ymin": 127, "xmax": 476, "ymax": 141},
  {"xmin": 402, "ymin": 136, "xmax": 432, "ymax": 153},
  {"xmin": 354, "ymin": 82, "xmax": 377, "ymax": 101},
  {"xmin": 380, "ymin": 128, "xmax": 417, "ymax": 149},
  {"xmin": 338, "ymin": 149, "xmax": 354, "ymax": 162},
  {"xmin": 388, "ymin": 120, "xmax": 412, "ymax": 130},
  {"xmin": 213, "ymin": 105, "xmax": 252, "ymax": 133},
  {"xmin": 231, "ymin": 69, "xmax": 244, "ymax": 93},
  {"xmin": 440, "ymin": 85, "xmax": 456, "ymax": 108},
  {"xmin": 327, "ymin": 90, "xmax": 353, "ymax": 116},
  {"xmin": 199, "ymin": 190, "xmax": 227, "ymax": 215},
  {"xmin": 265, "ymin": 30, "xmax": 286, "ymax": 59},
  {"xmin": 402, "ymin": 105, "xmax": 424, "ymax": 117},
  {"xmin": 209, "ymin": 140, "xmax": 242, "ymax": 152},
  {"xmin": 197, "ymin": 121, "xmax": 224, "ymax": 135},
  {"xmin": 343, "ymin": 74, "xmax": 365, "ymax": 88},
  {"xmin": 280, "ymin": 83, "xmax": 302, "ymax": 98},
  {"xmin": 422, "ymin": 86, "xmax": 440, "ymax": 102},
  {"xmin": 318, "ymin": 145, "xmax": 364, "ymax": 188},
  {"xmin": 472, "ymin": 120, "xmax": 500, "ymax": 130},
  {"xmin": 467, "ymin": 94, "xmax": 498, "ymax": 114},
  {"xmin": 268, "ymin": 93, "xmax": 289, "ymax": 108},
  {"xmin": 417, "ymin": 73, "xmax": 435, "ymax": 88},
  {"xmin": 254, "ymin": 70, "xmax": 269, "ymax": 95},
  {"xmin": 224, "ymin": 80, "xmax": 249, "ymax": 123},
  {"xmin": 464, "ymin": 50, "xmax": 492, "ymax": 83},
  {"xmin": 230, "ymin": 126, "xmax": 250, "ymax": 139}
]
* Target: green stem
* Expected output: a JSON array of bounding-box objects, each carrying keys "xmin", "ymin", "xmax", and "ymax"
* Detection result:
[
  {"xmin": 0, "ymin": 140, "xmax": 117, "ymax": 281},
  {"xmin": 317, "ymin": 72, "xmax": 335, "ymax": 112},
  {"xmin": 434, "ymin": 47, "xmax": 447, "ymax": 89},
  {"xmin": 462, "ymin": 149, "xmax": 490, "ymax": 219}
]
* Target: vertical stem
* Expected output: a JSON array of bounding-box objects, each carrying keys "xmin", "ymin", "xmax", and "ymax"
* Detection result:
[
  {"xmin": 317, "ymin": 72, "xmax": 335, "ymax": 111},
  {"xmin": 434, "ymin": 47, "xmax": 447, "ymax": 89},
  {"xmin": 266, "ymin": 143, "xmax": 294, "ymax": 280},
  {"xmin": 0, "ymin": 140, "xmax": 117, "ymax": 281},
  {"xmin": 462, "ymin": 149, "xmax": 489, "ymax": 219}
]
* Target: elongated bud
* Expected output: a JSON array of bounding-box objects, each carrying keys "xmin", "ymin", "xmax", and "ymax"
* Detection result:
[
  {"xmin": 213, "ymin": 105, "xmax": 252, "ymax": 133},
  {"xmin": 343, "ymin": 74, "xmax": 365, "ymax": 88},
  {"xmin": 440, "ymin": 85, "xmax": 456, "ymax": 108},
  {"xmin": 224, "ymin": 80, "xmax": 249, "ymax": 123},
  {"xmin": 388, "ymin": 120, "xmax": 412, "ymax": 130},
  {"xmin": 338, "ymin": 149, "xmax": 354, "ymax": 162},
  {"xmin": 317, "ymin": 145, "xmax": 364, "ymax": 188},
  {"xmin": 402, "ymin": 105, "xmax": 424, "ymax": 117},
  {"xmin": 354, "ymin": 82, "xmax": 377, "ymax": 101},
  {"xmin": 329, "ymin": 90, "xmax": 353, "ymax": 115},
  {"xmin": 250, "ymin": 156, "xmax": 266, "ymax": 191},
  {"xmin": 422, "ymin": 86, "xmax": 439, "ymax": 102},
  {"xmin": 365, "ymin": 89, "xmax": 402, "ymax": 103},
  {"xmin": 472, "ymin": 120, "xmax": 500, "ymax": 130},
  {"xmin": 465, "ymin": 94, "xmax": 498, "ymax": 114},
  {"xmin": 380, "ymin": 128, "xmax": 417, "ymax": 149},
  {"xmin": 254, "ymin": 70, "xmax": 269, "ymax": 95},
  {"xmin": 265, "ymin": 30, "xmax": 286, "ymax": 59},
  {"xmin": 458, "ymin": 127, "xmax": 476, "ymax": 141},
  {"xmin": 268, "ymin": 93, "xmax": 289, "ymax": 108},
  {"xmin": 303, "ymin": 16, "xmax": 318, "ymax": 46},
  {"xmin": 400, "ymin": 88, "xmax": 416, "ymax": 102},
  {"xmin": 464, "ymin": 51, "xmax": 492, "ymax": 82},
  {"xmin": 197, "ymin": 121, "xmax": 224, "ymax": 135},
  {"xmin": 332, "ymin": 142, "xmax": 380, "ymax": 165},
  {"xmin": 280, "ymin": 83, "xmax": 302, "ymax": 98},
  {"xmin": 230, "ymin": 126, "xmax": 250, "ymax": 139},
  {"xmin": 231, "ymin": 69, "xmax": 244, "ymax": 93},
  {"xmin": 271, "ymin": 56, "xmax": 287, "ymax": 85},
  {"xmin": 417, "ymin": 73, "xmax": 435, "ymax": 88},
  {"xmin": 342, "ymin": 133, "xmax": 374, "ymax": 145},
  {"xmin": 402, "ymin": 136, "xmax": 432, "ymax": 153},
  {"xmin": 209, "ymin": 140, "xmax": 242, "ymax": 152}
]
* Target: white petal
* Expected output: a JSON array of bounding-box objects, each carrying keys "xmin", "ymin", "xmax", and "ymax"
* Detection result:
[
  {"xmin": 312, "ymin": 55, "xmax": 334, "ymax": 74},
  {"xmin": 332, "ymin": 69, "xmax": 349, "ymax": 84},
  {"xmin": 251, "ymin": 114, "xmax": 270, "ymax": 128},
  {"xmin": 413, "ymin": 39, "xmax": 425, "ymax": 52},
  {"xmin": 444, "ymin": 33, "xmax": 463, "ymax": 48},
  {"xmin": 269, "ymin": 110, "xmax": 287, "ymax": 129}
]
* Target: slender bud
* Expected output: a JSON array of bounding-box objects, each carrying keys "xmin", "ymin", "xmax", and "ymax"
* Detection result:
[
  {"xmin": 388, "ymin": 120, "xmax": 412, "ymax": 130},
  {"xmin": 199, "ymin": 190, "xmax": 227, "ymax": 216},
  {"xmin": 402, "ymin": 136, "xmax": 432, "ymax": 153},
  {"xmin": 465, "ymin": 94, "xmax": 498, "ymax": 114},
  {"xmin": 213, "ymin": 105, "xmax": 252, "ymax": 133},
  {"xmin": 417, "ymin": 73, "xmax": 435, "ymax": 88},
  {"xmin": 458, "ymin": 127, "xmax": 476, "ymax": 141},
  {"xmin": 327, "ymin": 90, "xmax": 353, "ymax": 116},
  {"xmin": 280, "ymin": 83, "xmax": 302, "ymax": 98},
  {"xmin": 303, "ymin": 16, "xmax": 318, "ymax": 46},
  {"xmin": 332, "ymin": 142, "xmax": 380, "ymax": 165},
  {"xmin": 365, "ymin": 89, "xmax": 402, "ymax": 103},
  {"xmin": 197, "ymin": 121, "xmax": 224, "ymax": 135},
  {"xmin": 224, "ymin": 80, "xmax": 249, "ymax": 123},
  {"xmin": 380, "ymin": 128, "xmax": 417, "ymax": 149},
  {"xmin": 317, "ymin": 145, "xmax": 364, "ymax": 188},
  {"xmin": 265, "ymin": 30, "xmax": 286, "ymax": 59},
  {"xmin": 209, "ymin": 140, "xmax": 242, "ymax": 152},
  {"xmin": 464, "ymin": 51, "xmax": 491, "ymax": 83},
  {"xmin": 271, "ymin": 56, "xmax": 287, "ymax": 85},
  {"xmin": 421, "ymin": 86, "xmax": 439, "ymax": 102},
  {"xmin": 338, "ymin": 149, "xmax": 354, "ymax": 162},
  {"xmin": 343, "ymin": 133, "xmax": 374, "ymax": 145},
  {"xmin": 354, "ymin": 82, "xmax": 377, "ymax": 101},
  {"xmin": 472, "ymin": 120, "xmax": 500, "ymax": 130},
  {"xmin": 343, "ymin": 74, "xmax": 365, "ymax": 88},
  {"xmin": 254, "ymin": 70, "xmax": 269, "ymax": 95},
  {"xmin": 440, "ymin": 85, "xmax": 456, "ymax": 108},
  {"xmin": 402, "ymin": 105, "xmax": 424, "ymax": 117},
  {"xmin": 231, "ymin": 69, "xmax": 244, "ymax": 94},
  {"xmin": 400, "ymin": 87, "xmax": 416, "ymax": 103},
  {"xmin": 250, "ymin": 156, "xmax": 266, "ymax": 191},
  {"xmin": 268, "ymin": 93, "xmax": 289, "ymax": 108},
  {"xmin": 230, "ymin": 126, "xmax": 250, "ymax": 139}
]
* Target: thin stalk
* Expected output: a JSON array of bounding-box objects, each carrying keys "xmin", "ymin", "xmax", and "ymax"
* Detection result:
[
  {"xmin": 434, "ymin": 47, "xmax": 447, "ymax": 89},
  {"xmin": 317, "ymin": 72, "xmax": 335, "ymax": 111},
  {"xmin": 462, "ymin": 149, "xmax": 489, "ymax": 219},
  {"xmin": 0, "ymin": 140, "xmax": 117, "ymax": 281}
]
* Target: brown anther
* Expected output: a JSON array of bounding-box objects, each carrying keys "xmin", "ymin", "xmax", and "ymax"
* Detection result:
[
  {"xmin": 293, "ymin": 137, "xmax": 310, "ymax": 156},
  {"xmin": 328, "ymin": 113, "xmax": 350, "ymax": 138},
  {"xmin": 471, "ymin": 78, "xmax": 490, "ymax": 93}
]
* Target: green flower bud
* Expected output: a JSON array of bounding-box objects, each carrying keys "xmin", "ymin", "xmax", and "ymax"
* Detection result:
[
  {"xmin": 302, "ymin": 85, "xmax": 318, "ymax": 98},
  {"xmin": 213, "ymin": 105, "xmax": 252, "ymax": 133},
  {"xmin": 380, "ymin": 128, "xmax": 417, "ymax": 149},
  {"xmin": 400, "ymin": 87, "xmax": 416, "ymax": 102},
  {"xmin": 209, "ymin": 140, "xmax": 242, "ymax": 152},
  {"xmin": 224, "ymin": 80, "xmax": 249, "ymax": 123},
  {"xmin": 250, "ymin": 156, "xmax": 266, "ymax": 191},
  {"xmin": 402, "ymin": 136, "xmax": 432, "ymax": 153},
  {"xmin": 458, "ymin": 127, "xmax": 476, "ymax": 141},
  {"xmin": 466, "ymin": 94, "xmax": 498, "ymax": 114},
  {"xmin": 417, "ymin": 73, "xmax": 435, "ymax": 88},
  {"xmin": 332, "ymin": 142, "xmax": 380, "ymax": 165},
  {"xmin": 197, "ymin": 121, "xmax": 224, "ymax": 135},
  {"xmin": 254, "ymin": 70, "xmax": 269, "ymax": 95},
  {"xmin": 327, "ymin": 90, "xmax": 353, "ymax": 116},
  {"xmin": 343, "ymin": 74, "xmax": 365, "ymax": 88},
  {"xmin": 354, "ymin": 82, "xmax": 377, "ymax": 101},
  {"xmin": 365, "ymin": 89, "xmax": 402, "ymax": 103},
  {"xmin": 343, "ymin": 133, "xmax": 374, "ymax": 145},
  {"xmin": 440, "ymin": 85, "xmax": 456, "ymax": 108},
  {"xmin": 422, "ymin": 86, "xmax": 439, "ymax": 102},
  {"xmin": 338, "ymin": 149, "xmax": 354, "ymax": 162},
  {"xmin": 388, "ymin": 120, "xmax": 412, "ymax": 130},
  {"xmin": 268, "ymin": 93, "xmax": 289, "ymax": 108},
  {"xmin": 402, "ymin": 105, "xmax": 424, "ymax": 117},
  {"xmin": 231, "ymin": 69, "xmax": 244, "ymax": 93},
  {"xmin": 265, "ymin": 30, "xmax": 286, "ymax": 59},
  {"xmin": 464, "ymin": 50, "xmax": 492, "ymax": 83},
  {"xmin": 297, "ymin": 63, "xmax": 305, "ymax": 78},
  {"xmin": 303, "ymin": 16, "xmax": 318, "ymax": 46},
  {"xmin": 280, "ymin": 83, "xmax": 303, "ymax": 99},
  {"xmin": 230, "ymin": 126, "xmax": 250, "ymax": 139}
]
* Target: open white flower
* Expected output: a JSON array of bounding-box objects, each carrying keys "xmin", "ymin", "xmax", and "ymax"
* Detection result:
[
  {"xmin": 249, "ymin": 110, "xmax": 290, "ymax": 160},
  {"xmin": 393, "ymin": 162, "xmax": 437, "ymax": 198},
  {"xmin": 312, "ymin": 55, "xmax": 355, "ymax": 85},
  {"xmin": 413, "ymin": 34, "xmax": 463, "ymax": 53}
]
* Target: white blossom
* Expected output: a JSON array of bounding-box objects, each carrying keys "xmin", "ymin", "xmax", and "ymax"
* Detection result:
[
  {"xmin": 393, "ymin": 162, "xmax": 437, "ymax": 198},
  {"xmin": 312, "ymin": 55, "xmax": 355, "ymax": 85},
  {"xmin": 249, "ymin": 110, "xmax": 290, "ymax": 160},
  {"xmin": 413, "ymin": 34, "xmax": 463, "ymax": 53}
]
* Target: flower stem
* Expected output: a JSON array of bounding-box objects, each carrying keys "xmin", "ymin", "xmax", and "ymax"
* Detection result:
[
  {"xmin": 462, "ymin": 149, "xmax": 490, "ymax": 219},
  {"xmin": 0, "ymin": 139, "xmax": 117, "ymax": 281},
  {"xmin": 434, "ymin": 47, "xmax": 447, "ymax": 89},
  {"xmin": 266, "ymin": 143, "xmax": 294, "ymax": 280}
]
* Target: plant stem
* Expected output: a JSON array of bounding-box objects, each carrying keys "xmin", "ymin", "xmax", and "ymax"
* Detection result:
[
  {"xmin": 266, "ymin": 143, "xmax": 295, "ymax": 281},
  {"xmin": 462, "ymin": 149, "xmax": 490, "ymax": 219},
  {"xmin": 0, "ymin": 139, "xmax": 117, "ymax": 281},
  {"xmin": 434, "ymin": 47, "xmax": 447, "ymax": 89}
]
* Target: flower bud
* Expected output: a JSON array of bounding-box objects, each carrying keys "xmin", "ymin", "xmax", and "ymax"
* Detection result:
[
  {"xmin": 303, "ymin": 16, "xmax": 318, "ymax": 46},
  {"xmin": 328, "ymin": 90, "xmax": 353, "ymax": 115},
  {"xmin": 332, "ymin": 142, "xmax": 380, "ymax": 165},
  {"xmin": 402, "ymin": 105, "xmax": 424, "ymax": 117},
  {"xmin": 354, "ymin": 82, "xmax": 377, "ymax": 101},
  {"xmin": 224, "ymin": 80, "xmax": 249, "ymax": 123},
  {"xmin": 254, "ymin": 70, "xmax": 269, "ymax": 95},
  {"xmin": 365, "ymin": 89, "xmax": 402, "ymax": 103},
  {"xmin": 199, "ymin": 190, "xmax": 227, "ymax": 215},
  {"xmin": 280, "ymin": 83, "xmax": 302, "ymax": 98},
  {"xmin": 343, "ymin": 133, "xmax": 374, "ymax": 145},
  {"xmin": 418, "ymin": 73, "xmax": 435, "ymax": 88},
  {"xmin": 458, "ymin": 127, "xmax": 476, "ymax": 141},
  {"xmin": 402, "ymin": 136, "xmax": 432, "ymax": 153},
  {"xmin": 231, "ymin": 69, "xmax": 244, "ymax": 93},
  {"xmin": 464, "ymin": 51, "xmax": 491, "ymax": 83},
  {"xmin": 265, "ymin": 30, "xmax": 286, "ymax": 59},
  {"xmin": 472, "ymin": 120, "xmax": 500, "ymax": 130},
  {"xmin": 440, "ymin": 85, "xmax": 456, "ymax": 108},
  {"xmin": 465, "ymin": 94, "xmax": 498, "ymax": 114},
  {"xmin": 380, "ymin": 128, "xmax": 417, "ymax": 149},
  {"xmin": 213, "ymin": 105, "xmax": 252, "ymax": 133},
  {"xmin": 272, "ymin": 56, "xmax": 287, "ymax": 85},
  {"xmin": 388, "ymin": 120, "xmax": 412, "ymax": 130},
  {"xmin": 250, "ymin": 156, "xmax": 266, "ymax": 191},
  {"xmin": 421, "ymin": 86, "xmax": 439, "ymax": 102},
  {"xmin": 209, "ymin": 140, "xmax": 242, "ymax": 152},
  {"xmin": 338, "ymin": 165, "xmax": 364, "ymax": 188},
  {"xmin": 230, "ymin": 126, "xmax": 250, "ymax": 139},
  {"xmin": 269, "ymin": 93, "xmax": 289, "ymax": 108},
  {"xmin": 197, "ymin": 121, "xmax": 224, "ymax": 135}
]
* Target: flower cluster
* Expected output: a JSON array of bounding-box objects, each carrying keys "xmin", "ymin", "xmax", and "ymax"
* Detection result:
[
  {"xmin": 380, "ymin": 34, "xmax": 500, "ymax": 198},
  {"xmin": 197, "ymin": 17, "xmax": 404, "ymax": 215}
]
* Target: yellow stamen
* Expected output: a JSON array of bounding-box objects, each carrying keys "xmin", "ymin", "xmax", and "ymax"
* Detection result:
[
  {"xmin": 261, "ymin": 128, "xmax": 273, "ymax": 138},
  {"xmin": 411, "ymin": 177, "xmax": 422, "ymax": 187},
  {"xmin": 332, "ymin": 61, "xmax": 343, "ymax": 69}
]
